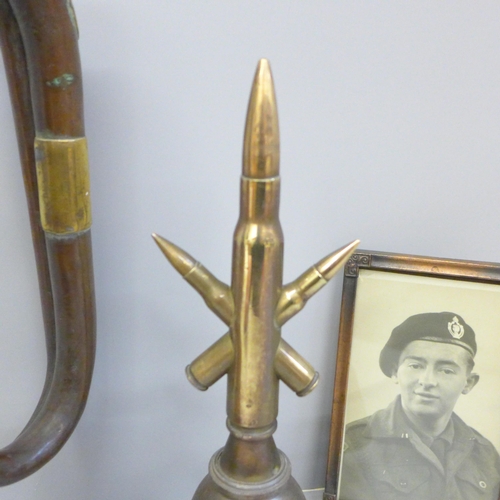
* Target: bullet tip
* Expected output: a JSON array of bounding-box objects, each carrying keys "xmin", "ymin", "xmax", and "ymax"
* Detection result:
[
  {"xmin": 243, "ymin": 59, "xmax": 280, "ymax": 178},
  {"xmin": 317, "ymin": 239, "xmax": 360, "ymax": 281},
  {"xmin": 152, "ymin": 233, "xmax": 196, "ymax": 277},
  {"xmin": 256, "ymin": 58, "xmax": 270, "ymax": 71}
]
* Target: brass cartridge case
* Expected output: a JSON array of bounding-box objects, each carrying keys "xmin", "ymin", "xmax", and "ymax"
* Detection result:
[
  {"xmin": 153, "ymin": 233, "xmax": 318, "ymax": 395},
  {"xmin": 186, "ymin": 333, "xmax": 234, "ymax": 391},
  {"xmin": 275, "ymin": 341, "xmax": 319, "ymax": 397},
  {"xmin": 229, "ymin": 175, "xmax": 283, "ymax": 428},
  {"xmin": 187, "ymin": 334, "xmax": 318, "ymax": 396}
]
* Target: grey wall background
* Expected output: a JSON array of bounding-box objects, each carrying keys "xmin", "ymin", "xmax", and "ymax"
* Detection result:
[{"xmin": 0, "ymin": 1, "xmax": 499, "ymax": 498}]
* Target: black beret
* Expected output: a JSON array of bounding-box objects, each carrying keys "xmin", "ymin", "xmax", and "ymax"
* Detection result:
[{"xmin": 379, "ymin": 312, "xmax": 476, "ymax": 377}]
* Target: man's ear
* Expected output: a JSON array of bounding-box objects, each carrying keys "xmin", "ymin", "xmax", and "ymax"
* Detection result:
[
  {"xmin": 391, "ymin": 369, "xmax": 399, "ymax": 385},
  {"xmin": 462, "ymin": 373, "xmax": 479, "ymax": 395}
]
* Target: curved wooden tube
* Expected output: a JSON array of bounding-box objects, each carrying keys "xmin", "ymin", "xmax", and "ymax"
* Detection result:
[{"xmin": 0, "ymin": 0, "xmax": 95, "ymax": 485}]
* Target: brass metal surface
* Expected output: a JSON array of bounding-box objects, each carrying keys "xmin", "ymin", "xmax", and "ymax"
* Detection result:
[
  {"xmin": 153, "ymin": 234, "xmax": 233, "ymax": 324},
  {"xmin": 35, "ymin": 137, "xmax": 91, "ymax": 234},
  {"xmin": 275, "ymin": 341, "xmax": 319, "ymax": 397},
  {"xmin": 188, "ymin": 334, "xmax": 318, "ymax": 396},
  {"xmin": 243, "ymin": 59, "xmax": 279, "ymax": 179},
  {"xmin": 229, "ymin": 174, "xmax": 283, "ymax": 429},
  {"xmin": 186, "ymin": 333, "xmax": 234, "ymax": 391},
  {"xmin": 154, "ymin": 59, "xmax": 358, "ymax": 499},
  {"xmin": 276, "ymin": 240, "xmax": 359, "ymax": 325}
]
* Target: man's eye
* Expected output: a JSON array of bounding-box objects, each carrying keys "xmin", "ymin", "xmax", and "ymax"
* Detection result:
[
  {"xmin": 407, "ymin": 363, "xmax": 422, "ymax": 370},
  {"xmin": 440, "ymin": 368, "xmax": 456, "ymax": 375}
]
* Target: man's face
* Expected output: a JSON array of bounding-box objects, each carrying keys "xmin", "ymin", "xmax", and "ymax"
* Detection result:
[{"xmin": 392, "ymin": 340, "xmax": 478, "ymax": 423}]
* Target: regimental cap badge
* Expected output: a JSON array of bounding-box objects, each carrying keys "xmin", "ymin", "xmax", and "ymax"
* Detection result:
[{"xmin": 448, "ymin": 316, "xmax": 465, "ymax": 339}]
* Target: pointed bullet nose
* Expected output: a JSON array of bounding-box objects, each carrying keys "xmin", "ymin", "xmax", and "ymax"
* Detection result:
[
  {"xmin": 243, "ymin": 59, "xmax": 280, "ymax": 178},
  {"xmin": 152, "ymin": 233, "xmax": 196, "ymax": 277},
  {"xmin": 316, "ymin": 239, "xmax": 361, "ymax": 281}
]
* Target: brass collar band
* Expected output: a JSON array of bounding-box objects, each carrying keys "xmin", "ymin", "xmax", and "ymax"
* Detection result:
[
  {"xmin": 241, "ymin": 175, "xmax": 280, "ymax": 183},
  {"xmin": 35, "ymin": 137, "xmax": 91, "ymax": 234},
  {"xmin": 209, "ymin": 448, "xmax": 291, "ymax": 497},
  {"xmin": 226, "ymin": 419, "xmax": 277, "ymax": 441}
]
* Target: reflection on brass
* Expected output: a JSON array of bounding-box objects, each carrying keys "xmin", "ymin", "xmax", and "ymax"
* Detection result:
[
  {"xmin": 186, "ymin": 333, "xmax": 234, "ymax": 391},
  {"xmin": 154, "ymin": 59, "xmax": 359, "ymax": 499},
  {"xmin": 276, "ymin": 241, "xmax": 359, "ymax": 325},
  {"xmin": 35, "ymin": 137, "xmax": 91, "ymax": 234},
  {"xmin": 275, "ymin": 340, "xmax": 319, "ymax": 397}
]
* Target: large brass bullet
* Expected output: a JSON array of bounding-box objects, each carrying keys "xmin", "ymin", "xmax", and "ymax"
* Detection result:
[
  {"xmin": 229, "ymin": 59, "xmax": 283, "ymax": 431},
  {"xmin": 154, "ymin": 59, "xmax": 358, "ymax": 499}
]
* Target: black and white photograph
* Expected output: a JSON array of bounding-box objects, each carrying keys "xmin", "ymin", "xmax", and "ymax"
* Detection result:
[{"xmin": 326, "ymin": 252, "xmax": 500, "ymax": 500}]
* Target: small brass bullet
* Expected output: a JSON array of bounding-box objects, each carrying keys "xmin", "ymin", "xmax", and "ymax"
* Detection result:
[
  {"xmin": 277, "ymin": 239, "xmax": 360, "ymax": 325},
  {"xmin": 152, "ymin": 233, "xmax": 233, "ymax": 324},
  {"xmin": 152, "ymin": 233, "xmax": 196, "ymax": 277}
]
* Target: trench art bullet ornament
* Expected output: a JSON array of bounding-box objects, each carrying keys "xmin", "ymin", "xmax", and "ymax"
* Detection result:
[{"xmin": 153, "ymin": 59, "xmax": 359, "ymax": 500}]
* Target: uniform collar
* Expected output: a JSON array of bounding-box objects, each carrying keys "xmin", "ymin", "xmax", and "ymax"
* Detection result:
[
  {"xmin": 400, "ymin": 403, "xmax": 455, "ymax": 447},
  {"xmin": 363, "ymin": 395, "xmax": 486, "ymax": 446}
]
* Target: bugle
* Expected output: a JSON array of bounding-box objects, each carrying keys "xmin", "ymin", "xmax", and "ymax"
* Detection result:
[{"xmin": 0, "ymin": 0, "xmax": 95, "ymax": 485}]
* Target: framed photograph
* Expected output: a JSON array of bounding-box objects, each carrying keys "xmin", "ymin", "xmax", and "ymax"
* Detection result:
[{"xmin": 324, "ymin": 251, "xmax": 500, "ymax": 500}]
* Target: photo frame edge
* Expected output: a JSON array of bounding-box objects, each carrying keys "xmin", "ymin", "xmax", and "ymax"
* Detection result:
[{"xmin": 323, "ymin": 249, "xmax": 500, "ymax": 500}]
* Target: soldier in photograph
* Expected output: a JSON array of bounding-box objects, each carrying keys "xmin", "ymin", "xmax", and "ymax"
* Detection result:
[{"xmin": 340, "ymin": 312, "xmax": 500, "ymax": 500}]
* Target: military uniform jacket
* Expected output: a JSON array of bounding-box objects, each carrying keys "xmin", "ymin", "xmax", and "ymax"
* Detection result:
[{"xmin": 339, "ymin": 397, "xmax": 500, "ymax": 500}]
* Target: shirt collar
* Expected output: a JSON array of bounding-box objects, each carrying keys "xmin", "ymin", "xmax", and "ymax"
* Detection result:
[
  {"xmin": 362, "ymin": 396, "xmax": 491, "ymax": 447},
  {"xmin": 363, "ymin": 395, "xmax": 454, "ymax": 444}
]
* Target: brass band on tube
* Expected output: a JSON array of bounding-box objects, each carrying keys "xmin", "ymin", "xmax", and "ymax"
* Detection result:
[{"xmin": 35, "ymin": 137, "xmax": 91, "ymax": 234}]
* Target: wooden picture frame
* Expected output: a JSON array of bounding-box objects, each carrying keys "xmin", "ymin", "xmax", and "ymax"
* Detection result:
[{"xmin": 324, "ymin": 250, "xmax": 500, "ymax": 500}]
